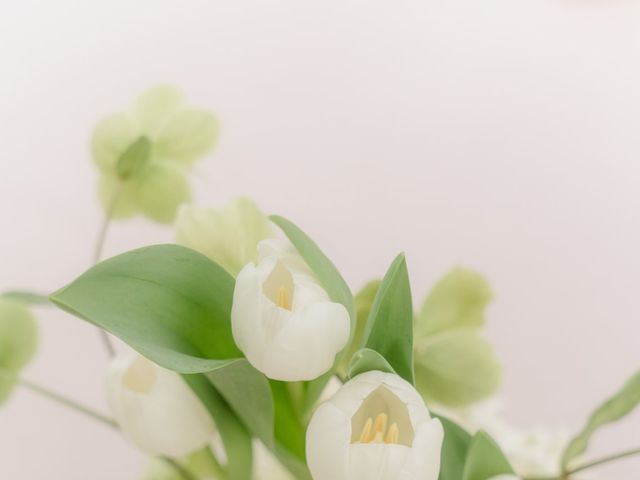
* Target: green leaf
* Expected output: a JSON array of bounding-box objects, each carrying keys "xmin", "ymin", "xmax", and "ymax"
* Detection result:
[
  {"xmin": 116, "ymin": 136, "xmax": 152, "ymax": 180},
  {"xmin": 417, "ymin": 267, "xmax": 492, "ymax": 337},
  {"xmin": 183, "ymin": 374, "xmax": 253, "ymax": 480},
  {"xmin": 136, "ymin": 163, "xmax": 191, "ymax": 224},
  {"xmin": 155, "ymin": 109, "xmax": 219, "ymax": 164},
  {"xmin": 206, "ymin": 359, "xmax": 274, "ymax": 448},
  {"xmin": 339, "ymin": 280, "xmax": 381, "ymax": 375},
  {"xmin": 462, "ymin": 430, "xmax": 514, "ymax": 480},
  {"xmin": 0, "ymin": 299, "xmax": 38, "ymax": 404},
  {"xmin": 0, "ymin": 291, "xmax": 50, "ymax": 306},
  {"xmin": 362, "ymin": 253, "xmax": 414, "ymax": 383},
  {"xmin": 270, "ymin": 215, "xmax": 356, "ymax": 406},
  {"xmin": 435, "ymin": 414, "xmax": 472, "ymax": 480},
  {"xmin": 562, "ymin": 370, "xmax": 640, "ymax": 468},
  {"xmin": 348, "ymin": 348, "xmax": 395, "ymax": 379},
  {"xmin": 270, "ymin": 380, "xmax": 312, "ymax": 480},
  {"xmin": 50, "ymin": 245, "xmax": 242, "ymax": 373},
  {"xmin": 176, "ymin": 198, "xmax": 274, "ymax": 277},
  {"xmin": 415, "ymin": 330, "xmax": 501, "ymax": 407}
]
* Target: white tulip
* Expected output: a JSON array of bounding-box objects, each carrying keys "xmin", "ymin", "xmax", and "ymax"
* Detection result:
[
  {"xmin": 231, "ymin": 239, "xmax": 350, "ymax": 381},
  {"xmin": 306, "ymin": 371, "xmax": 444, "ymax": 480},
  {"xmin": 106, "ymin": 353, "xmax": 215, "ymax": 458}
]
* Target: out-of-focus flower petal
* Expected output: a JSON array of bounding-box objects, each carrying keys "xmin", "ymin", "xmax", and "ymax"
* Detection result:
[
  {"xmin": 135, "ymin": 163, "xmax": 191, "ymax": 223},
  {"xmin": 135, "ymin": 85, "xmax": 184, "ymax": 137},
  {"xmin": 91, "ymin": 113, "xmax": 139, "ymax": 172},
  {"xmin": 155, "ymin": 109, "xmax": 219, "ymax": 164}
]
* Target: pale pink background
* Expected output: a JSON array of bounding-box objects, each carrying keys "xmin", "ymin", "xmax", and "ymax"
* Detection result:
[{"xmin": 1, "ymin": 0, "xmax": 639, "ymax": 478}]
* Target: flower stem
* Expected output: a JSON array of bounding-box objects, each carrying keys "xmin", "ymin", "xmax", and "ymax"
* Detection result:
[
  {"xmin": 92, "ymin": 188, "xmax": 122, "ymax": 358},
  {"xmin": 525, "ymin": 446, "xmax": 640, "ymax": 480},
  {"xmin": 162, "ymin": 457, "xmax": 199, "ymax": 480},
  {"xmin": 0, "ymin": 370, "xmax": 117, "ymax": 429}
]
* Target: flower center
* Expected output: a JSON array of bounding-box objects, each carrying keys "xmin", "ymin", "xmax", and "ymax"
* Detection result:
[
  {"xmin": 357, "ymin": 413, "xmax": 400, "ymax": 444},
  {"xmin": 263, "ymin": 260, "xmax": 295, "ymax": 311},
  {"xmin": 350, "ymin": 385, "xmax": 415, "ymax": 447}
]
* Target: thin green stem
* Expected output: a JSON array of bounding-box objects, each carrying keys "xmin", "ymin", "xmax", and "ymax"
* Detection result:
[
  {"xmin": 0, "ymin": 370, "xmax": 117, "ymax": 429},
  {"xmin": 525, "ymin": 446, "xmax": 640, "ymax": 480},
  {"xmin": 92, "ymin": 187, "xmax": 122, "ymax": 358},
  {"xmin": 0, "ymin": 290, "xmax": 50, "ymax": 306},
  {"xmin": 568, "ymin": 447, "xmax": 640, "ymax": 475}
]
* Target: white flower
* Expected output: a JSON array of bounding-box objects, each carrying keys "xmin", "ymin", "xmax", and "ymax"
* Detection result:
[
  {"xmin": 231, "ymin": 239, "xmax": 350, "ymax": 381},
  {"xmin": 306, "ymin": 371, "xmax": 444, "ymax": 480},
  {"xmin": 106, "ymin": 353, "xmax": 215, "ymax": 458}
]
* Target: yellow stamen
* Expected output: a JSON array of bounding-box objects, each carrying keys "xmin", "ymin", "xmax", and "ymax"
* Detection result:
[
  {"xmin": 373, "ymin": 413, "xmax": 388, "ymax": 436},
  {"xmin": 276, "ymin": 286, "xmax": 291, "ymax": 310},
  {"xmin": 359, "ymin": 417, "xmax": 373, "ymax": 443},
  {"xmin": 372, "ymin": 431, "xmax": 384, "ymax": 443},
  {"xmin": 385, "ymin": 423, "xmax": 399, "ymax": 444}
]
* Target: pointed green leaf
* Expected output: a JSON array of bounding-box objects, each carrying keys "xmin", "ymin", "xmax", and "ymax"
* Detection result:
[
  {"xmin": 362, "ymin": 253, "xmax": 414, "ymax": 383},
  {"xmin": 0, "ymin": 299, "xmax": 38, "ymax": 404},
  {"xmin": 415, "ymin": 330, "xmax": 501, "ymax": 407},
  {"xmin": 348, "ymin": 348, "xmax": 395, "ymax": 379},
  {"xmin": 206, "ymin": 359, "xmax": 274, "ymax": 448},
  {"xmin": 417, "ymin": 268, "xmax": 492, "ymax": 337},
  {"xmin": 462, "ymin": 430, "xmax": 514, "ymax": 480},
  {"xmin": 50, "ymin": 245, "xmax": 241, "ymax": 373},
  {"xmin": 562, "ymin": 370, "xmax": 640, "ymax": 468},
  {"xmin": 435, "ymin": 414, "xmax": 472, "ymax": 480},
  {"xmin": 183, "ymin": 374, "xmax": 253, "ymax": 480}
]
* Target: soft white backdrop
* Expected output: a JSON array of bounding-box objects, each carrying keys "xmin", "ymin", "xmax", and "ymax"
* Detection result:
[{"xmin": 1, "ymin": 0, "xmax": 639, "ymax": 478}]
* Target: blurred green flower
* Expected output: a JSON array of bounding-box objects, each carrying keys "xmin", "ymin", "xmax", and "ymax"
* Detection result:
[
  {"xmin": 91, "ymin": 85, "xmax": 219, "ymax": 223},
  {"xmin": 175, "ymin": 197, "xmax": 274, "ymax": 277},
  {"xmin": 0, "ymin": 298, "xmax": 38, "ymax": 404},
  {"xmin": 414, "ymin": 267, "xmax": 501, "ymax": 407}
]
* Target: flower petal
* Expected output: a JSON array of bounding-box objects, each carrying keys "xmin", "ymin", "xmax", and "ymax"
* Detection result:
[
  {"xmin": 399, "ymin": 418, "xmax": 444, "ymax": 480},
  {"xmin": 175, "ymin": 198, "xmax": 273, "ymax": 277},
  {"xmin": 155, "ymin": 109, "xmax": 219, "ymax": 164},
  {"xmin": 91, "ymin": 113, "xmax": 139, "ymax": 172},
  {"xmin": 97, "ymin": 173, "xmax": 140, "ymax": 219},
  {"xmin": 106, "ymin": 353, "xmax": 215, "ymax": 458},
  {"xmin": 0, "ymin": 299, "xmax": 38, "ymax": 404},
  {"xmin": 135, "ymin": 163, "xmax": 191, "ymax": 223},
  {"xmin": 134, "ymin": 85, "xmax": 184, "ymax": 137},
  {"xmin": 306, "ymin": 402, "xmax": 351, "ymax": 480}
]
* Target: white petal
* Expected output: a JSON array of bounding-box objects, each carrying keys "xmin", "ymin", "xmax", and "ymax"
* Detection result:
[
  {"xmin": 306, "ymin": 402, "xmax": 351, "ymax": 480},
  {"xmin": 398, "ymin": 418, "xmax": 444, "ymax": 480},
  {"xmin": 106, "ymin": 353, "xmax": 214, "ymax": 458},
  {"xmin": 348, "ymin": 444, "xmax": 410, "ymax": 480},
  {"xmin": 261, "ymin": 301, "xmax": 350, "ymax": 381}
]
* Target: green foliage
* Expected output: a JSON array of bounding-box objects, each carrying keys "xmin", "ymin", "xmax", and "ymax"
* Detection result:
[
  {"xmin": 50, "ymin": 245, "xmax": 242, "ymax": 373},
  {"xmin": 462, "ymin": 430, "xmax": 514, "ymax": 480},
  {"xmin": 414, "ymin": 267, "xmax": 501, "ymax": 407},
  {"xmin": 0, "ymin": 291, "xmax": 49, "ymax": 305},
  {"xmin": 562, "ymin": 370, "xmax": 640, "ymax": 468},
  {"xmin": 339, "ymin": 280, "xmax": 380, "ymax": 375},
  {"xmin": 417, "ymin": 267, "xmax": 493, "ymax": 336},
  {"xmin": 206, "ymin": 360, "xmax": 274, "ymax": 448},
  {"xmin": 415, "ymin": 330, "xmax": 501, "ymax": 406},
  {"xmin": 182, "ymin": 374, "xmax": 253, "ymax": 480},
  {"xmin": 361, "ymin": 254, "xmax": 414, "ymax": 383},
  {"xmin": 0, "ymin": 299, "xmax": 38, "ymax": 403},
  {"xmin": 435, "ymin": 414, "xmax": 472, "ymax": 480},
  {"xmin": 348, "ymin": 348, "xmax": 395, "ymax": 379}
]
